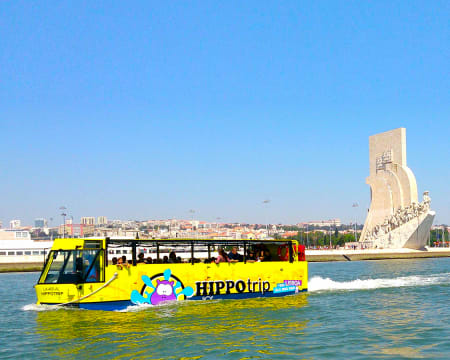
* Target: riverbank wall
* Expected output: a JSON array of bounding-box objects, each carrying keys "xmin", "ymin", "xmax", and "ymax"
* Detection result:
[
  {"xmin": 306, "ymin": 248, "xmax": 450, "ymax": 262},
  {"xmin": 0, "ymin": 263, "xmax": 44, "ymax": 273},
  {"xmin": 1, "ymin": 248, "xmax": 449, "ymax": 272}
]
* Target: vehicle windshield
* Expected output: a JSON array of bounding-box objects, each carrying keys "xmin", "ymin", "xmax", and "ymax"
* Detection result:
[{"xmin": 40, "ymin": 249, "xmax": 103, "ymax": 284}]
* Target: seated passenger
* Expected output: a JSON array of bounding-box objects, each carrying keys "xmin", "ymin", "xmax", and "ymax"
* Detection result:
[
  {"xmin": 247, "ymin": 250, "xmax": 257, "ymax": 262},
  {"xmin": 257, "ymin": 250, "xmax": 266, "ymax": 262},
  {"xmin": 163, "ymin": 255, "xmax": 169, "ymax": 263},
  {"xmin": 112, "ymin": 257, "xmax": 118, "ymax": 265},
  {"xmin": 264, "ymin": 249, "xmax": 272, "ymax": 261},
  {"xmin": 215, "ymin": 249, "xmax": 230, "ymax": 264},
  {"xmin": 137, "ymin": 253, "xmax": 145, "ymax": 263},
  {"xmin": 117, "ymin": 256, "xmax": 130, "ymax": 269},
  {"xmin": 169, "ymin": 251, "xmax": 177, "ymax": 263},
  {"xmin": 228, "ymin": 247, "xmax": 243, "ymax": 262},
  {"xmin": 145, "ymin": 257, "xmax": 153, "ymax": 264}
]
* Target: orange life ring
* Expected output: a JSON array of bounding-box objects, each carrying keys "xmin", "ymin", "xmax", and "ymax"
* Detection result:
[{"xmin": 277, "ymin": 245, "xmax": 289, "ymax": 261}]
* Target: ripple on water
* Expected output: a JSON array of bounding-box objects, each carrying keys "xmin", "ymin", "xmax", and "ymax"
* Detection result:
[{"xmin": 1, "ymin": 259, "xmax": 449, "ymax": 359}]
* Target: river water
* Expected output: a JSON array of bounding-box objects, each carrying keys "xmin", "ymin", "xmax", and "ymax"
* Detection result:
[{"xmin": 0, "ymin": 258, "xmax": 448, "ymax": 359}]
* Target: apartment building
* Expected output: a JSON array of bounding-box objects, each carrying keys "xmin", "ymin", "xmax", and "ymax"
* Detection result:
[
  {"xmin": 97, "ymin": 216, "xmax": 108, "ymax": 225},
  {"xmin": 81, "ymin": 217, "xmax": 96, "ymax": 225}
]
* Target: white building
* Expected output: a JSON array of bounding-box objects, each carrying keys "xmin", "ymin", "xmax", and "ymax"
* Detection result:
[
  {"xmin": 0, "ymin": 229, "xmax": 31, "ymax": 240},
  {"xmin": 9, "ymin": 220, "xmax": 21, "ymax": 229},
  {"xmin": 299, "ymin": 219, "xmax": 341, "ymax": 227},
  {"xmin": 0, "ymin": 229, "xmax": 53, "ymax": 264}
]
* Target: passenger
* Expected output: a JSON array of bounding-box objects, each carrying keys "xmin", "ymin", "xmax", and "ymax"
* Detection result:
[
  {"xmin": 145, "ymin": 257, "xmax": 153, "ymax": 264},
  {"xmin": 118, "ymin": 256, "xmax": 130, "ymax": 268},
  {"xmin": 264, "ymin": 249, "xmax": 272, "ymax": 261},
  {"xmin": 75, "ymin": 257, "xmax": 83, "ymax": 272},
  {"xmin": 176, "ymin": 256, "xmax": 182, "ymax": 263},
  {"xmin": 215, "ymin": 249, "xmax": 230, "ymax": 264},
  {"xmin": 137, "ymin": 252, "xmax": 145, "ymax": 263},
  {"xmin": 228, "ymin": 247, "xmax": 243, "ymax": 262},
  {"xmin": 112, "ymin": 257, "xmax": 118, "ymax": 265},
  {"xmin": 163, "ymin": 256, "xmax": 169, "ymax": 264},
  {"xmin": 257, "ymin": 250, "xmax": 266, "ymax": 262},
  {"xmin": 247, "ymin": 250, "xmax": 257, "ymax": 262},
  {"xmin": 169, "ymin": 251, "xmax": 177, "ymax": 263},
  {"xmin": 84, "ymin": 259, "xmax": 90, "ymax": 268}
]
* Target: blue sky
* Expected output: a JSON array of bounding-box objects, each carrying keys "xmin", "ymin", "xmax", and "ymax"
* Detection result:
[{"xmin": 1, "ymin": 1, "xmax": 449, "ymax": 226}]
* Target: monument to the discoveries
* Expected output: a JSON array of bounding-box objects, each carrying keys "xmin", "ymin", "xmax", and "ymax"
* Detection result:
[{"xmin": 360, "ymin": 128, "xmax": 435, "ymax": 249}]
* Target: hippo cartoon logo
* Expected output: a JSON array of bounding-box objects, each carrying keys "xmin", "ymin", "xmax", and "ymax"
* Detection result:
[{"xmin": 130, "ymin": 269, "xmax": 194, "ymax": 306}]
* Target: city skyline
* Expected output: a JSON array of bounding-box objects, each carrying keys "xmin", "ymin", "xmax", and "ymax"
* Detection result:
[{"xmin": 1, "ymin": 2, "xmax": 449, "ymax": 225}]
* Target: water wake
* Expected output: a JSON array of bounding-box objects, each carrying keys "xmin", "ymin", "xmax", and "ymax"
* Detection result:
[
  {"xmin": 22, "ymin": 273, "xmax": 449, "ymax": 311},
  {"xmin": 309, "ymin": 273, "xmax": 450, "ymax": 293},
  {"xmin": 22, "ymin": 304, "xmax": 63, "ymax": 312},
  {"xmin": 118, "ymin": 303, "xmax": 155, "ymax": 313},
  {"xmin": 118, "ymin": 298, "xmax": 222, "ymax": 313}
]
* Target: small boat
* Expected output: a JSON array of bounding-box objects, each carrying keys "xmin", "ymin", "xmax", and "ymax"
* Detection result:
[{"xmin": 35, "ymin": 237, "xmax": 308, "ymax": 310}]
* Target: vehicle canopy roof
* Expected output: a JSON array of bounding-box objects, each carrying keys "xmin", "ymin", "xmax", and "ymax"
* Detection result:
[{"xmin": 50, "ymin": 237, "xmax": 298, "ymax": 250}]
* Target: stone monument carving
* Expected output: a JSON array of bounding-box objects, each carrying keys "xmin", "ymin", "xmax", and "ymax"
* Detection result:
[{"xmin": 360, "ymin": 128, "xmax": 435, "ymax": 249}]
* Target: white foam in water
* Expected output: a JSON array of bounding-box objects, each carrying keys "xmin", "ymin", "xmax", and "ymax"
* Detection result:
[
  {"xmin": 308, "ymin": 273, "xmax": 450, "ymax": 293},
  {"xmin": 22, "ymin": 303, "xmax": 63, "ymax": 312},
  {"xmin": 117, "ymin": 302, "xmax": 155, "ymax": 312}
]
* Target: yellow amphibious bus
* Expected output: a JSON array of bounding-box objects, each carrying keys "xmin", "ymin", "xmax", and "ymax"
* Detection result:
[{"xmin": 35, "ymin": 238, "xmax": 308, "ymax": 311}]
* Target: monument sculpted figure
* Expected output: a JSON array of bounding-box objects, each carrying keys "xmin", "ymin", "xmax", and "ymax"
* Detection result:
[
  {"xmin": 423, "ymin": 191, "xmax": 431, "ymax": 209},
  {"xmin": 361, "ymin": 128, "xmax": 435, "ymax": 249}
]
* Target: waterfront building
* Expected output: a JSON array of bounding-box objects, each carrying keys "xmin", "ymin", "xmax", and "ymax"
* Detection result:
[
  {"xmin": 0, "ymin": 229, "xmax": 31, "ymax": 240},
  {"xmin": 0, "ymin": 229, "xmax": 52, "ymax": 263}
]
